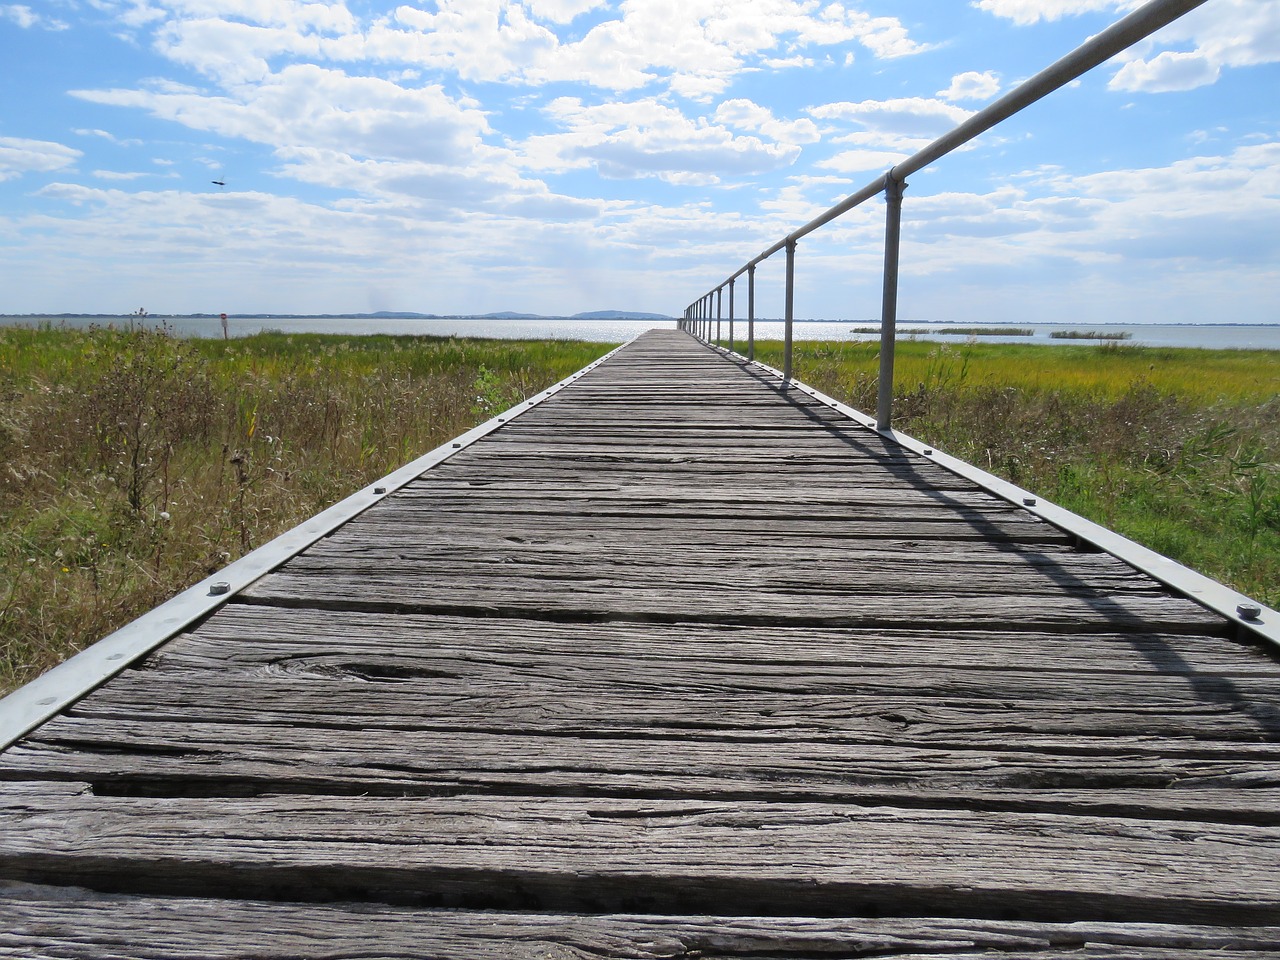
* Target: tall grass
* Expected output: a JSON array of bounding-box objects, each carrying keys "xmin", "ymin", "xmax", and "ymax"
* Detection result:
[
  {"xmin": 751, "ymin": 338, "xmax": 1280, "ymax": 606},
  {"xmin": 0, "ymin": 325, "xmax": 612, "ymax": 694}
]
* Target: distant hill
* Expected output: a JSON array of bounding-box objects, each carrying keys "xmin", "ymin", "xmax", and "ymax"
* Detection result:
[
  {"xmin": 4, "ymin": 309, "xmax": 674, "ymax": 322},
  {"xmin": 572, "ymin": 310, "xmax": 673, "ymax": 320}
]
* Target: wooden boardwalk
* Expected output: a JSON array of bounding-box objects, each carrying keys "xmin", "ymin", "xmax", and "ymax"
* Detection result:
[{"xmin": 2, "ymin": 329, "xmax": 1279, "ymax": 956}]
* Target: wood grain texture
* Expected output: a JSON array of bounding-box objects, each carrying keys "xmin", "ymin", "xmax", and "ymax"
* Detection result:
[
  {"xmin": 4, "ymin": 884, "xmax": 1278, "ymax": 960},
  {"xmin": 0, "ymin": 329, "xmax": 1276, "ymax": 953},
  {"xmin": 2, "ymin": 783, "xmax": 1278, "ymax": 924}
]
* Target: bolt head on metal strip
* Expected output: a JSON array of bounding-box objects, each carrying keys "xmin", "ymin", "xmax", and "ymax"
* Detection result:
[
  {"xmin": 923, "ymin": 448, "xmax": 933, "ymax": 455},
  {"xmin": 209, "ymin": 581, "xmax": 231, "ymax": 596},
  {"xmin": 452, "ymin": 442, "xmax": 462, "ymax": 448},
  {"xmin": 373, "ymin": 486, "xmax": 387, "ymax": 494},
  {"xmin": 1023, "ymin": 496, "xmax": 1038, "ymax": 506},
  {"xmin": 1238, "ymin": 603, "xmax": 1263, "ymax": 621}
]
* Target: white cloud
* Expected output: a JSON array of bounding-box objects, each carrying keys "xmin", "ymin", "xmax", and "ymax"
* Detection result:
[
  {"xmin": 1110, "ymin": 0, "xmax": 1280, "ymax": 92},
  {"xmin": 360, "ymin": 0, "xmax": 930, "ymax": 98},
  {"xmin": 811, "ymin": 97, "xmax": 973, "ymax": 140},
  {"xmin": 809, "ymin": 97, "xmax": 975, "ymax": 178},
  {"xmin": 899, "ymin": 138, "xmax": 1280, "ymax": 287},
  {"xmin": 761, "ymin": 55, "xmax": 814, "ymax": 70},
  {"xmin": 524, "ymin": 0, "xmax": 607, "ymax": 24},
  {"xmin": 969, "ymin": 0, "xmax": 1117, "ymax": 25},
  {"xmin": 92, "ymin": 170, "xmax": 151, "ymax": 180},
  {"xmin": 0, "ymin": 137, "xmax": 81, "ymax": 181},
  {"xmin": 1, "ymin": 4, "xmax": 69, "ymax": 29},
  {"xmin": 362, "ymin": 3, "xmax": 561, "ymax": 86},
  {"xmin": 976, "ymin": 0, "xmax": 1280, "ymax": 93},
  {"xmin": 714, "ymin": 99, "xmax": 821, "ymax": 146},
  {"xmin": 1110, "ymin": 49, "xmax": 1219, "ymax": 92},
  {"xmin": 520, "ymin": 97, "xmax": 802, "ymax": 185},
  {"xmin": 69, "ymin": 60, "xmax": 544, "ymax": 215},
  {"xmin": 817, "ymin": 147, "xmax": 912, "ymax": 175},
  {"xmin": 273, "ymin": 144, "xmax": 589, "ymax": 221},
  {"xmin": 102, "ymin": 0, "xmax": 355, "ymax": 33},
  {"xmin": 73, "ymin": 66, "xmax": 491, "ymax": 166},
  {"xmin": 74, "ymin": 128, "xmax": 145, "ymax": 147},
  {"xmin": 938, "ymin": 70, "xmax": 1001, "ymax": 102}
]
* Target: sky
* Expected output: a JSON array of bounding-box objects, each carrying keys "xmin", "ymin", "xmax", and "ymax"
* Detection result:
[{"xmin": 0, "ymin": 0, "xmax": 1277, "ymax": 323}]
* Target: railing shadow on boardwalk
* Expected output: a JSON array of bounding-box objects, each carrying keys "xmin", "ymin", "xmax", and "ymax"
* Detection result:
[{"xmin": 709, "ymin": 342, "xmax": 1280, "ymax": 738}]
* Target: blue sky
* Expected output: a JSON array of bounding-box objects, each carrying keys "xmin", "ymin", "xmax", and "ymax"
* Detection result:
[{"xmin": 0, "ymin": 0, "xmax": 1276, "ymax": 323}]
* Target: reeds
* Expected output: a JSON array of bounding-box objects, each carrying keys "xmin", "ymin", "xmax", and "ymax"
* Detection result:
[{"xmin": 1049, "ymin": 330, "xmax": 1132, "ymax": 340}]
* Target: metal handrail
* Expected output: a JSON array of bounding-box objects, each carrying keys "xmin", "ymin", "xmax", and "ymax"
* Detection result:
[{"xmin": 679, "ymin": 0, "xmax": 1211, "ymax": 429}]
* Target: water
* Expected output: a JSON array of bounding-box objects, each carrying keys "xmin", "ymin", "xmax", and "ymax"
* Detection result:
[
  {"xmin": 2, "ymin": 315, "xmax": 673, "ymax": 343},
  {"xmin": 6, "ymin": 315, "xmax": 1280, "ymax": 350},
  {"xmin": 738, "ymin": 321, "xmax": 1280, "ymax": 351}
]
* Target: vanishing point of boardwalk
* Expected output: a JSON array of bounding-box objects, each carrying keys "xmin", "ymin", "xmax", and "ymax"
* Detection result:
[{"xmin": 1, "ymin": 329, "xmax": 1278, "ymax": 956}]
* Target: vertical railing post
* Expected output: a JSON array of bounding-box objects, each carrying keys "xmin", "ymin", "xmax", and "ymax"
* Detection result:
[
  {"xmin": 783, "ymin": 238, "xmax": 796, "ymax": 385},
  {"xmin": 728, "ymin": 278, "xmax": 735, "ymax": 354},
  {"xmin": 747, "ymin": 262, "xmax": 756, "ymax": 361},
  {"xmin": 716, "ymin": 287, "xmax": 723, "ymax": 345},
  {"xmin": 876, "ymin": 173, "xmax": 906, "ymax": 431}
]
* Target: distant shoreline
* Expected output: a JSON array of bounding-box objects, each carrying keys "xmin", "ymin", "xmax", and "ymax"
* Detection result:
[
  {"xmin": 0, "ymin": 311, "xmax": 676, "ymax": 322},
  {"xmin": 2, "ymin": 314, "xmax": 1275, "ymax": 328}
]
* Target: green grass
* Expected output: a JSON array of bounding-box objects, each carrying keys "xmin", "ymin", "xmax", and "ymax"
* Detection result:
[
  {"xmin": 0, "ymin": 325, "xmax": 613, "ymax": 694},
  {"xmin": 747, "ymin": 338, "xmax": 1280, "ymax": 607}
]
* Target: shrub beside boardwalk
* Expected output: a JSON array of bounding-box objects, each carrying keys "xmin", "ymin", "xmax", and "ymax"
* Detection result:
[{"xmin": 0, "ymin": 326, "xmax": 612, "ymax": 694}]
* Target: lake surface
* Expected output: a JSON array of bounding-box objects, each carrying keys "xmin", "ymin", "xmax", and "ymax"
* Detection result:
[{"xmin": 7, "ymin": 315, "xmax": 1280, "ymax": 350}]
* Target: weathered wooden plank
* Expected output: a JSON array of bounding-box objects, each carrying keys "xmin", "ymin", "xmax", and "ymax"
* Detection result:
[
  {"xmin": 3, "ymin": 883, "xmax": 1278, "ymax": 959},
  {"xmin": 239, "ymin": 574, "xmax": 1220, "ymax": 633},
  {"xmin": 389, "ymin": 492, "xmax": 1029, "ymax": 520},
  {"xmin": 1, "ymin": 784, "xmax": 1277, "ymax": 924},
  {"xmin": 332, "ymin": 523, "xmax": 1072, "ymax": 559},
  {"xmin": 49, "ymin": 609, "xmax": 1278, "ymax": 751},
  {"xmin": 63, "ymin": 673, "xmax": 1280, "ymax": 757},
  {"xmin": 350, "ymin": 504, "xmax": 1062, "ymax": 537},
  {"xmin": 133, "ymin": 607, "xmax": 1277, "ymax": 677},
  {"xmin": 8, "ymin": 716, "xmax": 1279, "ymax": 824},
  {"xmin": 408, "ymin": 483, "xmax": 1000, "ymax": 508},
  {"xmin": 132, "ymin": 610, "xmax": 1264, "ymax": 702},
  {"xmin": 252, "ymin": 550, "xmax": 1174, "ymax": 601}
]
